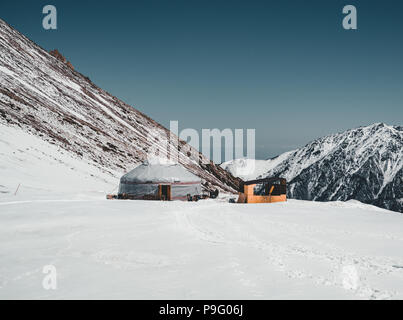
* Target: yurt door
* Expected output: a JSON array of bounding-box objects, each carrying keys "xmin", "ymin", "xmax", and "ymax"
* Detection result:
[{"xmin": 159, "ymin": 185, "xmax": 171, "ymax": 201}]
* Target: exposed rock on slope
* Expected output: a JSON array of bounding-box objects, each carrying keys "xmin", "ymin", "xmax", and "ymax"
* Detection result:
[
  {"xmin": 222, "ymin": 123, "xmax": 403, "ymax": 212},
  {"xmin": 0, "ymin": 18, "xmax": 241, "ymax": 193},
  {"xmin": 49, "ymin": 49, "xmax": 74, "ymax": 70}
]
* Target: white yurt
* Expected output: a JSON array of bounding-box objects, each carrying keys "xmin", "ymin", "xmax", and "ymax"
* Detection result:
[{"xmin": 118, "ymin": 158, "xmax": 202, "ymax": 201}]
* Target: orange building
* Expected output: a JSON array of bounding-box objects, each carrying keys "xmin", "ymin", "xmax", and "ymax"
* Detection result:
[{"xmin": 237, "ymin": 177, "xmax": 287, "ymax": 204}]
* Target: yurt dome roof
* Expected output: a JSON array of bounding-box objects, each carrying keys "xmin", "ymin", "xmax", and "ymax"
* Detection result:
[{"xmin": 120, "ymin": 159, "xmax": 201, "ymax": 184}]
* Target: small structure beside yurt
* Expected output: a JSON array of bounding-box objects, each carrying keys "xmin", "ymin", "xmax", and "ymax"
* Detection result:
[
  {"xmin": 237, "ymin": 177, "xmax": 287, "ymax": 204},
  {"xmin": 117, "ymin": 159, "xmax": 202, "ymax": 201}
]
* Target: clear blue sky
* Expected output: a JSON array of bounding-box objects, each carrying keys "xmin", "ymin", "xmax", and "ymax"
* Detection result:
[{"xmin": 1, "ymin": 0, "xmax": 402, "ymax": 159}]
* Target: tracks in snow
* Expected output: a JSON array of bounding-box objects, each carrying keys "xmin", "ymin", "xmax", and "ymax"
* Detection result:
[{"xmin": 173, "ymin": 204, "xmax": 402, "ymax": 299}]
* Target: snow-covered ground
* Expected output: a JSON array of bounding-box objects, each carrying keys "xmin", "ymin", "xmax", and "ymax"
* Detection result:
[
  {"xmin": 1, "ymin": 125, "xmax": 403, "ymax": 300},
  {"xmin": 1, "ymin": 197, "xmax": 403, "ymax": 300},
  {"xmin": 0, "ymin": 124, "xmax": 120, "ymax": 201}
]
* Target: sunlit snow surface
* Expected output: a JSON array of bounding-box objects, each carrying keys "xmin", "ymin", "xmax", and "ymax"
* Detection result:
[{"xmin": 1, "ymin": 126, "xmax": 403, "ymax": 300}]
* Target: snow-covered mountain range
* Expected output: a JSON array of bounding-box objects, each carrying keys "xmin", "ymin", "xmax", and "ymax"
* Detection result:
[
  {"xmin": 222, "ymin": 123, "xmax": 403, "ymax": 213},
  {"xmin": 0, "ymin": 18, "xmax": 401, "ymax": 212},
  {"xmin": 0, "ymin": 19, "xmax": 240, "ymax": 193}
]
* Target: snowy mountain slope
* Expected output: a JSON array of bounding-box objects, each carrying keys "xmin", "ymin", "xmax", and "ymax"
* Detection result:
[
  {"xmin": 0, "ymin": 18, "xmax": 240, "ymax": 193},
  {"xmin": 2, "ymin": 111, "xmax": 402, "ymax": 300},
  {"xmin": 0, "ymin": 123, "xmax": 119, "ymax": 200},
  {"xmin": 1, "ymin": 197, "xmax": 403, "ymax": 300},
  {"xmin": 1, "ymin": 123, "xmax": 402, "ymax": 300},
  {"xmin": 221, "ymin": 123, "xmax": 403, "ymax": 212},
  {"xmin": 220, "ymin": 150, "xmax": 296, "ymax": 181}
]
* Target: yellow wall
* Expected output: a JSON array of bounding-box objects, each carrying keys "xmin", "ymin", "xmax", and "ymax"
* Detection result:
[{"xmin": 237, "ymin": 184, "xmax": 287, "ymax": 204}]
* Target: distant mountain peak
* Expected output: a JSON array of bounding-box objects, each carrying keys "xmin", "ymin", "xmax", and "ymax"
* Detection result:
[{"xmin": 222, "ymin": 123, "xmax": 402, "ymax": 212}]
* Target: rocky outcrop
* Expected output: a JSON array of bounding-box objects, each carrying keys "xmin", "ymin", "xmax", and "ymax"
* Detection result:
[{"xmin": 49, "ymin": 49, "xmax": 74, "ymax": 70}]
